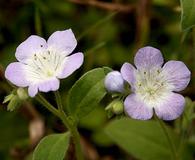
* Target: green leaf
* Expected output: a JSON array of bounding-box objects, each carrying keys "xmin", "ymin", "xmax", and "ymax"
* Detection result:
[
  {"xmin": 33, "ymin": 132, "xmax": 70, "ymax": 160},
  {"xmin": 104, "ymin": 118, "xmax": 178, "ymax": 160},
  {"xmin": 92, "ymin": 130, "xmax": 114, "ymax": 147},
  {"xmin": 181, "ymin": 0, "xmax": 195, "ymax": 30},
  {"xmin": 79, "ymin": 105, "xmax": 107, "ymax": 130},
  {"xmin": 67, "ymin": 67, "xmax": 111, "ymax": 120}
]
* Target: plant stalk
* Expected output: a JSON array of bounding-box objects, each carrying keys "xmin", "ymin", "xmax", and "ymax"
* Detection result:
[
  {"xmin": 36, "ymin": 92, "xmax": 84, "ymax": 160},
  {"xmin": 54, "ymin": 91, "xmax": 84, "ymax": 160},
  {"xmin": 36, "ymin": 94, "xmax": 59, "ymax": 117},
  {"xmin": 154, "ymin": 114, "xmax": 178, "ymax": 160}
]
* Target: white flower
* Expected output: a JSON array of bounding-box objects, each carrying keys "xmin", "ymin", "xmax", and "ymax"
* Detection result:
[{"xmin": 5, "ymin": 29, "xmax": 84, "ymax": 97}]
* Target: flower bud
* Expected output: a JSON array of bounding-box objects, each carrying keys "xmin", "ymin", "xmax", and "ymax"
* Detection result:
[
  {"xmin": 104, "ymin": 71, "xmax": 125, "ymax": 93},
  {"xmin": 106, "ymin": 100, "xmax": 124, "ymax": 115},
  {"xmin": 7, "ymin": 95, "xmax": 21, "ymax": 111},
  {"xmin": 17, "ymin": 88, "xmax": 28, "ymax": 100},
  {"xmin": 3, "ymin": 91, "xmax": 22, "ymax": 111},
  {"xmin": 112, "ymin": 101, "xmax": 124, "ymax": 114},
  {"xmin": 3, "ymin": 88, "xmax": 28, "ymax": 111}
]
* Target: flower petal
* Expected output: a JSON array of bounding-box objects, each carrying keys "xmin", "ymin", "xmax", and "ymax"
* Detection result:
[
  {"xmin": 57, "ymin": 52, "xmax": 84, "ymax": 79},
  {"xmin": 28, "ymin": 85, "xmax": 38, "ymax": 97},
  {"xmin": 154, "ymin": 92, "xmax": 185, "ymax": 120},
  {"xmin": 134, "ymin": 46, "xmax": 164, "ymax": 69},
  {"xmin": 162, "ymin": 61, "xmax": 191, "ymax": 92},
  {"xmin": 47, "ymin": 29, "xmax": 77, "ymax": 55},
  {"xmin": 124, "ymin": 94, "xmax": 153, "ymax": 120},
  {"xmin": 104, "ymin": 71, "xmax": 125, "ymax": 93},
  {"xmin": 5, "ymin": 62, "xmax": 29, "ymax": 87},
  {"xmin": 120, "ymin": 63, "xmax": 136, "ymax": 90},
  {"xmin": 38, "ymin": 78, "xmax": 60, "ymax": 92},
  {"xmin": 16, "ymin": 35, "xmax": 47, "ymax": 62}
]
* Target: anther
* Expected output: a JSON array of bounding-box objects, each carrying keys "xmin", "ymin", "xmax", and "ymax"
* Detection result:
[{"xmin": 34, "ymin": 54, "xmax": 37, "ymax": 60}]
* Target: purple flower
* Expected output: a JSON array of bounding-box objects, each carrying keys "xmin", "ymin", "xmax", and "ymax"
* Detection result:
[
  {"xmin": 121, "ymin": 46, "xmax": 191, "ymax": 120},
  {"xmin": 104, "ymin": 71, "xmax": 125, "ymax": 93},
  {"xmin": 5, "ymin": 29, "xmax": 84, "ymax": 97}
]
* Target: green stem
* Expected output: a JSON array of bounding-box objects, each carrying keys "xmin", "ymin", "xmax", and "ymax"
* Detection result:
[
  {"xmin": 54, "ymin": 91, "xmax": 71, "ymax": 130},
  {"xmin": 54, "ymin": 91, "xmax": 64, "ymax": 112},
  {"xmin": 154, "ymin": 115, "xmax": 178, "ymax": 160},
  {"xmin": 34, "ymin": 6, "xmax": 42, "ymax": 36},
  {"xmin": 60, "ymin": 111, "xmax": 84, "ymax": 160},
  {"xmin": 36, "ymin": 94, "xmax": 59, "ymax": 117},
  {"xmin": 54, "ymin": 91, "xmax": 84, "ymax": 160},
  {"xmin": 36, "ymin": 93, "xmax": 84, "ymax": 160}
]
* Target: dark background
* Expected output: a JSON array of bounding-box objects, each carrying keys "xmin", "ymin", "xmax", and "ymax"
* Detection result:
[{"xmin": 0, "ymin": 0, "xmax": 194, "ymax": 159}]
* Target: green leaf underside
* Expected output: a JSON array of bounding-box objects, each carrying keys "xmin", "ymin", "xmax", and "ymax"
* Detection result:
[
  {"xmin": 105, "ymin": 118, "xmax": 178, "ymax": 160},
  {"xmin": 33, "ymin": 132, "xmax": 70, "ymax": 160},
  {"xmin": 181, "ymin": 0, "xmax": 195, "ymax": 30},
  {"xmin": 67, "ymin": 67, "xmax": 112, "ymax": 119}
]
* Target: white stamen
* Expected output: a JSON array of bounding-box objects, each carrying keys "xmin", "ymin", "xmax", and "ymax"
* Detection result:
[
  {"xmin": 24, "ymin": 48, "xmax": 66, "ymax": 83},
  {"xmin": 135, "ymin": 68, "xmax": 173, "ymax": 108}
]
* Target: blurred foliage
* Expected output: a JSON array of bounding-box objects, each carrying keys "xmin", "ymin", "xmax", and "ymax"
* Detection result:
[
  {"xmin": 1, "ymin": 0, "xmax": 195, "ymax": 159},
  {"xmin": 180, "ymin": 0, "xmax": 195, "ymax": 31},
  {"xmin": 0, "ymin": 108, "xmax": 28, "ymax": 160}
]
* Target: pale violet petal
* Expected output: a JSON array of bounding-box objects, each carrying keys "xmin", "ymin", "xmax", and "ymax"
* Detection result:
[
  {"xmin": 57, "ymin": 52, "xmax": 84, "ymax": 79},
  {"xmin": 154, "ymin": 92, "xmax": 185, "ymax": 121},
  {"xmin": 38, "ymin": 78, "xmax": 60, "ymax": 92},
  {"xmin": 28, "ymin": 85, "xmax": 38, "ymax": 97},
  {"xmin": 162, "ymin": 61, "xmax": 191, "ymax": 92},
  {"xmin": 134, "ymin": 46, "xmax": 164, "ymax": 69},
  {"xmin": 104, "ymin": 71, "xmax": 125, "ymax": 93},
  {"xmin": 16, "ymin": 35, "xmax": 47, "ymax": 62},
  {"xmin": 47, "ymin": 29, "xmax": 77, "ymax": 55},
  {"xmin": 5, "ymin": 62, "xmax": 29, "ymax": 87},
  {"xmin": 124, "ymin": 94, "xmax": 153, "ymax": 120},
  {"xmin": 120, "ymin": 63, "xmax": 136, "ymax": 90}
]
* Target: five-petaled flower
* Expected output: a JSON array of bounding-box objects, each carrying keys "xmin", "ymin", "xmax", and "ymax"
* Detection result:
[
  {"xmin": 121, "ymin": 46, "xmax": 191, "ymax": 120},
  {"xmin": 5, "ymin": 29, "xmax": 84, "ymax": 97}
]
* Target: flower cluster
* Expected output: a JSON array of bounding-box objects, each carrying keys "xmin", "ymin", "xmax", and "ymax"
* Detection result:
[
  {"xmin": 105, "ymin": 46, "xmax": 191, "ymax": 120},
  {"xmin": 5, "ymin": 29, "xmax": 84, "ymax": 97},
  {"xmin": 5, "ymin": 30, "xmax": 191, "ymax": 121}
]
